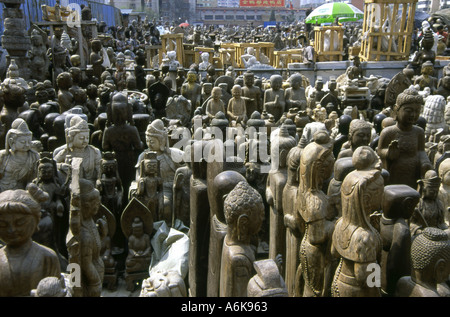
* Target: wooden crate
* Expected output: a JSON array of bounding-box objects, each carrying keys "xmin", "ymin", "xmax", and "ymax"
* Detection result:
[
  {"xmin": 273, "ymin": 49, "xmax": 304, "ymax": 68},
  {"xmin": 184, "ymin": 44, "xmax": 195, "ymax": 67},
  {"xmin": 219, "ymin": 47, "xmax": 238, "ymax": 68},
  {"xmin": 160, "ymin": 33, "xmax": 185, "ymax": 67},
  {"xmin": 194, "ymin": 47, "xmax": 215, "ymax": 65},
  {"xmin": 313, "ymin": 26, "xmax": 344, "ymax": 62},
  {"xmin": 145, "ymin": 45, "xmax": 162, "ymax": 69},
  {"xmin": 359, "ymin": 0, "xmax": 418, "ymax": 62}
]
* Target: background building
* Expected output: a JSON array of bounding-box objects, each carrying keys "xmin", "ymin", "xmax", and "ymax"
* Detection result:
[
  {"xmin": 197, "ymin": 0, "xmax": 219, "ymax": 7},
  {"xmin": 217, "ymin": 0, "xmax": 240, "ymax": 6},
  {"xmin": 195, "ymin": 6, "xmax": 306, "ymax": 25}
]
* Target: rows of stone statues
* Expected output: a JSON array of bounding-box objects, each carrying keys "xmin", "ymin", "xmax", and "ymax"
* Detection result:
[{"xmin": 0, "ymin": 13, "xmax": 450, "ymax": 298}]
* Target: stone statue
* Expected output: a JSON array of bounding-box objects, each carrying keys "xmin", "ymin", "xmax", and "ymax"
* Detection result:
[
  {"xmin": 205, "ymin": 87, "xmax": 226, "ymax": 124},
  {"xmin": 327, "ymin": 157, "xmax": 355, "ymax": 220},
  {"xmin": 114, "ymin": 53, "xmax": 127, "ymax": 92},
  {"xmin": 411, "ymin": 28, "xmax": 436, "ymax": 75},
  {"xmin": 395, "ymin": 227, "xmax": 450, "ymax": 297},
  {"xmin": 140, "ymin": 270, "xmax": 187, "ymax": 297},
  {"xmin": 384, "ymin": 67, "xmax": 414, "ymax": 110},
  {"xmin": 53, "ymin": 116, "xmax": 102, "ymax": 186},
  {"xmin": 438, "ymin": 159, "xmax": 450, "ymax": 222},
  {"xmin": 0, "ymin": 183, "xmax": 61, "ymax": 297},
  {"xmin": 282, "ymin": 141, "xmax": 303, "ymax": 296},
  {"xmin": 134, "ymin": 151, "xmax": 164, "ymax": 222},
  {"xmin": 121, "ymin": 198, "xmax": 153, "ymax": 291},
  {"xmin": 241, "ymin": 47, "xmax": 260, "ymax": 68},
  {"xmin": 185, "ymin": 140, "xmax": 209, "ymax": 297},
  {"xmin": 30, "ymin": 275, "xmax": 71, "ymax": 297},
  {"xmin": 135, "ymin": 119, "xmax": 184, "ymax": 226},
  {"xmin": 198, "ymin": 52, "xmax": 211, "ymax": 80},
  {"xmin": 242, "ymin": 71, "xmax": 262, "ymax": 118},
  {"xmin": 380, "ymin": 184, "xmax": 420, "ymax": 296},
  {"xmin": 410, "ymin": 170, "xmax": 450, "ymax": 237},
  {"xmin": 56, "ymin": 72, "xmax": 74, "ymax": 113},
  {"xmin": 29, "ymin": 28, "xmax": 49, "ymax": 82},
  {"xmin": 378, "ymin": 86, "xmax": 433, "ymax": 189},
  {"xmin": 296, "ymin": 130, "xmax": 335, "ymax": 297},
  {"xmin": 307, "ymin": 78, "xmax": 326, "ymax": 109},
  {"xmin": 165, "ymin": 95, "xmax": 192, "ymax": 128},
  {"xmin": 247, "ymin": 259, "xmax": 289, "ymax": 297},
  {"xmin": 264, "ymin": 75, "xmax": 285, "ymax": 123},
  {"xmin": 337, "ymin": 119, "xmax": 372, "ymax": 159},
  {"xmin": 414, "ymin": 61, "xmax": 438, "ymax": 94},
  {"xmin": 0, "ymin": 81, "xmax": 26, "ymax": 149},
  {"xmin": 220, "ymin": 181, "xmax": 264, "ymax": 297},
  {"xmin": 332, "ymin": 115, "xmax": 352, "ymax": 158},
  {"xmin": 331, "ymin": 146, "xmax": 384, "ymax": 297},
  {"xmin": 266, "ymin": 125, "xmax": 297, "ymax": 276},
  {"xmin": 96, "ymin": 215, "xmax": 117, "ymax": 291},
  {"xmin": 285, "ymin": 73, "xmax": 307, "ymax": 111},
  {"xmin": 435, "ymin": 75, "xmax": 450, "ymax": 99},
  {"xmin": 422, "ymin": 95, "xmax": 447, "ymax": 142},
  {"xmin": 181, "ymin": 70, "xmax": 202, "ymax": 116},
  {"xmin": 0, "ymin": 118, "xmax": 39, "ymax": 192},
  {"xmin": 32, "ymin": 153, "xmax": 68, "ymax": 264},
  {"xmin": 227, "ymin": 85, "xmax": 250, "ymax": 127},
  {"xmin": 102, "ymin": 92, "xmax": 143, "ymax": 208},
  {"xmin": 176, "ymin": 68, "xmax": 186, "ymax": 95}
]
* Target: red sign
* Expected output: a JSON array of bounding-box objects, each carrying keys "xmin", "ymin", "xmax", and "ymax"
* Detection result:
[{"xmin": 239, "ymin": 0, "xmax": 285, "ymax": 7}]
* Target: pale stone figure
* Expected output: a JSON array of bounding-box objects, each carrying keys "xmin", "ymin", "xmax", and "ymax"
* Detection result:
[
  {"xmin": 54, "ymin": 116, "xmax": 102, "ymax": 186},
  {"xmin": 0, "ymin": 118, "xmax": 39, "ymax": 192}
]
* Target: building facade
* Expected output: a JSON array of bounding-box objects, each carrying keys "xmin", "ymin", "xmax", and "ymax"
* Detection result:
[
  {"xmin": 195, "ymin": 6, "xmax": 307, "ymax": 25},
  {"xmin": 217, "ymin": 0, "xmax": 240, "ymax": 6},
  {"xmin": 197, "ymin": 0, "xmax": 219, "ymax": 7}
]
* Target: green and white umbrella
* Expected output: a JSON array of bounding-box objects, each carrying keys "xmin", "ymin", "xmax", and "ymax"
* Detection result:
[{"xmin": 305, "ymin": 2, "xmax": 364, "ymax": 24}]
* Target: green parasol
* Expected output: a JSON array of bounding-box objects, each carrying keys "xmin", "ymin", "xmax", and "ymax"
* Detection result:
[{"xmin": 305, "ymin": 2, "xmax": 364, "ymax": 24}]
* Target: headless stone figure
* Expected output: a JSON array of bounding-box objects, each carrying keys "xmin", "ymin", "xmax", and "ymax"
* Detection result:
[
  {"xmin": 296, "ymin": 130, "xmax": 335, "ymax": 297},
  {"xmin": 380, "ymin": 185, "xmax": 420, "ymax": 296},
  {"xmin": 266, "ymin": 125, "xmax": 296, "ymax": 277}
]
